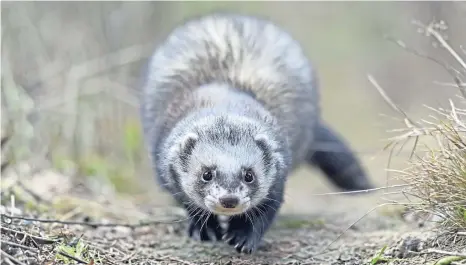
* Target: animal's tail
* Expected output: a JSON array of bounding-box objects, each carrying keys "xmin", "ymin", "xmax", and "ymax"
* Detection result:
[{"xmin": 305, "ymin": 121, "xmax": 374, "ymax": 192}]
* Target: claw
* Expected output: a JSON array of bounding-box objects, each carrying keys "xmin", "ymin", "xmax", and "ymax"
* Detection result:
[
  {"xmin": 206, "ymin": 228, "xmax": 217, "ymax": 242},
  {"xmin": 241, "ymin": 246, "xmax": 251, "ymax": 254},
  {"xmin": 235, "ymin": 246, "xmax": 242, "ymax": 253},
  {"xmin": 187, "ymin": 214, "xmax": 223, "ymax": 242}
]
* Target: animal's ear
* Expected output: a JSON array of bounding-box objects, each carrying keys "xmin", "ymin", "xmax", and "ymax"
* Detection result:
[
  {"xmin": 179, "ymin": 133, "xmax": 198, "ymax": 164},
  {"xmin": 254, "ymin": 134, "xmax": 273, "ymax": 152},
  {"xmin": 254, "ymin": 133, "xmax": 285, "ymax": 171},
  {"xmin": 254, "ymin": 134, "xmax": 275, "ymax": 162},
  {"xmin": 254, "ymin": 133, "xmax": 277, "ymax": 152}
]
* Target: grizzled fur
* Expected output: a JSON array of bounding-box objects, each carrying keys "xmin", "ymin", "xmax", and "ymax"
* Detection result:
[{"xmin": 140, "ymin": 13, "xmax": 373, "ymax": 254}]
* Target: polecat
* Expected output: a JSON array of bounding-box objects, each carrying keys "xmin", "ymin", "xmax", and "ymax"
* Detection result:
[{"xmin": 140, "ymin": 13, "xmax": 373, "ymax": 254}]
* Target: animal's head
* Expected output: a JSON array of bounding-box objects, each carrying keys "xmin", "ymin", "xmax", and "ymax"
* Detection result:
[{"xmin": 166, "ymin": 116, "xmax": 286, "ymax": 216}]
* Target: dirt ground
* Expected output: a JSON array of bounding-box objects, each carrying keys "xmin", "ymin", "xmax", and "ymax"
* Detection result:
[{"xmin": 1, "ymin": 159, "xmax": 465, "ymax": 265}]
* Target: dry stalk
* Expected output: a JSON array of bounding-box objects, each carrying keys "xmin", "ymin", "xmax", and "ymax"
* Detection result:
[{"xmin": 371, "ymin": 19, "xmax": 466, "ymax": 231}]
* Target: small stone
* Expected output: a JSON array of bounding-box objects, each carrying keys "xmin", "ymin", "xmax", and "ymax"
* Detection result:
[{"xmin": 393, "ymin": 236, "xmax": 425, "ymax": 258}]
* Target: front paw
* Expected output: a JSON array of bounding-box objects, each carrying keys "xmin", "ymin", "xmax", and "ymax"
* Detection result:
[
  {"xmin": 223, "ymin": 225, "xmax": 259, "ymax": 254},
  {"xmin": 188, "ymin": 215, "xmax": 222, "ymax": 242}
]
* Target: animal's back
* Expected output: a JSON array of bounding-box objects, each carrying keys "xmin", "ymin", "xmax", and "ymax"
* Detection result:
[
  {"xmin": 140, "ymin": 14, "xmax": 374, "ymax": 254},
  {"xmin": 141, "ymin": 13, "xmax": 320, "ymax": 168}
]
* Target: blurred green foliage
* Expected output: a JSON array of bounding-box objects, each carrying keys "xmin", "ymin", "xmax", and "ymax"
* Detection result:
[
  {"xmin": 122, "ymin": 119, "xmax": 143, "ymax": 166},
  {"xmin": 2, "ymin": 1, "xmax": 463, "ymax": 199}
]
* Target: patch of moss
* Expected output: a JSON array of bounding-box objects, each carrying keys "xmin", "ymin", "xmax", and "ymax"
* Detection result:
[
  {"xmin": 52, "ymin": 197, "xmax": 81, "ymax": 214},
  {"xmin": 377, "ymin": 204, "xmax": 407, "ymax": 219},
  {"xmin": 74, "ymin": 153, "xmax": 142, "ymax": 194},
  {"xmin": 55, "ymin": 238, "xmax": 103, "ymax": 264},
  {"xmin": 277, "ymin": 218, "xmax": 326, "ymax": 229},
  {"xmin": 24, "ymin": 200, "xmax": 50, "ymax": 213},
  {"xmin": 106, "ymin": 168, "xmax": 140, "ymax": 194},
  {"xmin": 122, "ymin": 119, "xmax": 143, "ymax": 164},
  {"xmin": 52, "ymin": 154, "xmax": 77, "ymax": 174}
]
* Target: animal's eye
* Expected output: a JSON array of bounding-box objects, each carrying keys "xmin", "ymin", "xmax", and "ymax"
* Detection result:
[
  {"xmin": 202, "ymin": 170, "xmax": 214, "ymax": 182},
  {"xmin": 243, "ymin": 170, "xmax": 255, "ymax": 183}
]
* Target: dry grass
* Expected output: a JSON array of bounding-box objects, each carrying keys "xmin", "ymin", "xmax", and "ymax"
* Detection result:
[
  {"xmin": 398, "ymin": 101, "xmax": 466, "ymax": 230},
  {"xmin": 373, "ymin": 19, "xmax": 466, "ymax": 232}
]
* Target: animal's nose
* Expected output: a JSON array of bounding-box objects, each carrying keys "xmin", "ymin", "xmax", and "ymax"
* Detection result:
[{"xmin": 219, "ymin": 196, "xmax": 239, "ymax": 208}]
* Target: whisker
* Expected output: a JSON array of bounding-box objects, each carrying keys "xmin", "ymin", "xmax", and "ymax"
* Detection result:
[
  {"xmin": 199, "ymin": 211, "xmax": 211, "ymax": 238},
  {"xmin": 263, "ymin": 197, "xmax": 281, "ymax": 204},
  {"xmin": 192, "ymin": 208, "xmax": 205, "ymax": 228},
  {"xmin": 254, "ymin": 206, "xmax": 266, "ymax": 235},
  {"xmin": 170, "ymin": 191, "xmax": 185, "ymax": 197},
  {"xmin": 249, "ymin": 210, "xmax": 261, "ymax": 237},
  {"xmin": 245, "ymin": 212, "xmax": 257, "ymax": 236},
  {"xmin": 261, "ymin": 203, "xmax": 278, "ymax": 212}
]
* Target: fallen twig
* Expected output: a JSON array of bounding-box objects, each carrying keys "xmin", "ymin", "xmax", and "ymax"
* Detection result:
[
  {"xmin": 57, "ymin": 251, "xmax": 89, "ymax": 264},
  {"xmin": 120, "ymin": 249, "xmax": 140, "ymax": 263},
  {"xmin": 424, "ymin": 248, "xmax": 466, "ymax": 258},
  {"xmin": 1, "ymin": 227, "xmax": 57, "ymax": 245},
  {"xmin": 1, "ymin": 213, "xmax": 189, "ymax": 228},
  {"xmin": 0, "ymin": 249, "xmax": 27, "ymax": 265},
  {"xmin": 0, "ymin": 239, "xmax": 39, "ymax": 253}
]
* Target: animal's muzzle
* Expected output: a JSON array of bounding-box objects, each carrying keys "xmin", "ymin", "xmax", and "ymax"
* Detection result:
[{"xmin": 219, "ymin": 195, "xmax": 239, "ymax": 208}]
